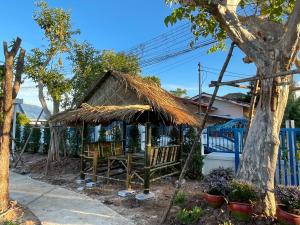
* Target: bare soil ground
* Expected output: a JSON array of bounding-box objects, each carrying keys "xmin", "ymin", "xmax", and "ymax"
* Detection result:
[
  {"xmin": 13, "ymin": 153, "xmax": 279, "ymax": 225},
  {"xmin": 0, "ymin": 201, "xmax": 41, "ymax": 225}
]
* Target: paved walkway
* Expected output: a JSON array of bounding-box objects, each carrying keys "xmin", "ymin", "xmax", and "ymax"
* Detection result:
[{"xmin": 10, "ymin": 172, "xmax": 135, "ymax": 225}]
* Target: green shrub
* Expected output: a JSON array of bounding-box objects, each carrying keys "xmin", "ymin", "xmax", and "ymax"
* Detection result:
[
  {"xmin": 128, "ymin": 125, "xmax": 140, "ymax": 151},
  {"xmin": 151, "ymin": 125, "xmax": 160, "ymax": 146},
  {"xmin": 31, "ymin": 127, "xmax": 41, "ymax": 153},
  {"xmin": 174, "ymin": 191, "xmax": 186, "ymax": 206},
  {"xmin": 3, "ymin": 221, "xmax": 19, "ymax": 225},
  {"xmin": 228, "ymin": 180, "xmax": 258, "ymax": 204},
  {"xmin": 182, "ymin": 127, "xmax": 204, "ymax": 179},
  {"xmin": 21, "ymin": 123, "xmax": 31, "ymax": 152},
  {"xmin": 112, "ymin": 125, "xmax": 122, "ymax": 142},
  {"xmin": 169, "ymin": 126, "xmax": 179, "ymax": 144},
  {"xmin": 99, "ymin": 125, "xmax": 106, "ymax": 142},
  {"xmin": 176, "ymin": 207, "xmax": 202, "ymax": 224},
  {"xmin": 275, "ymin": 185, "xmax": 300, "ymax": 215},
  {"xmin": 43, "ymin": 126, "xmax": 50, "ymax": 154},
  {"xmin": 219, "ymin": 221, "xmax": 233, "ymax": 225},
  {"xmin": 203, "ymin": 167, "xmax": 233, "ymax": 196}
]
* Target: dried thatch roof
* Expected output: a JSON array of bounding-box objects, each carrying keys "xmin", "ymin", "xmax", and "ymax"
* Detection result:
[
  {"xmin": 51, "ymin": 71, "xmax": 201, "ymax": 126},
  {"xmin": 51, "ymin": 103, "xmax": 151, "ymax": 124}
]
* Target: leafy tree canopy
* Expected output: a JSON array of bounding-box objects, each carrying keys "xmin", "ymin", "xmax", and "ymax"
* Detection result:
[
  {"xmin": 68, "ymin": 42, "xmax": 160, "ymax": 107},
  {"xmin": 16, "ymin": 112, "xmax": 30, "ymax": 126},
  {"xmin": 165, "ymin": 0, "xmax": 296, "ymax": 52},
  {"xmin": 170, "ymin": 87, "xmax": 188, "ymax": 98},
  {"xmin": 33, "ymin": 0, "xmax": 79, "ymax": 56},
  {"xmin": 142, "ymin": 75, "xmax": 161, "ymax": 87},
  {"xmin": 25, "ymin": 0, "xmax": 79, "ymax": 113},
  {"xmin": 284, "ymin": 96, "xmax": 300, "ymax": 127}
]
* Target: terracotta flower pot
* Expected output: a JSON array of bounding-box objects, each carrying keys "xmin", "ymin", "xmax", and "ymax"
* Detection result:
[
  {"xmin": 277, "ymin": 205, "xmax": 300, "ymax": 225},
  {"xmin": 203, "ymin": 193, "xmax": 225, "ymax": 208},
  {"xmin": 228, "ymin": 202, "xmax": 254, "ymax": 221}
]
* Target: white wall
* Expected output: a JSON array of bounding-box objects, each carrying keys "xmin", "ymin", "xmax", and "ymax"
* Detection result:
[
  {"xmin": 202, "ymin": 152, "xmax": 236, "ymax": 175},
  {"xmin": 211, "ymin": 99, "xmax": 244, "ymax": 118}
]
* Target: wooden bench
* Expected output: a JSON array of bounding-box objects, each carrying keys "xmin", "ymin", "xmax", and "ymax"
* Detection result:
[
  {"xmin": 125, "ymin": 145, "xmax": 181, "ymax": 189},
  {"xmin": 80, "ymin": 141, "xmax": 123, "ymax": 181}
]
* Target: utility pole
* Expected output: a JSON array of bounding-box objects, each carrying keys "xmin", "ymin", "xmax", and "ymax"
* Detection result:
[{"xmin": 198, "ymin": 63, "xmax": 202, "ymax": 117}]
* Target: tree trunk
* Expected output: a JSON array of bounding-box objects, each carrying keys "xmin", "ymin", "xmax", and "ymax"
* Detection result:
[
  {"xmin": 0, "ymin": 57, "xmax": 14, "ymax": 212},
  {"xmin": 238, "ymin": 64, "xmax": 290, "ymax": 216},
  {"xmin": 0, "ymin": 38, "xmax": 24, "ymax": 212}
]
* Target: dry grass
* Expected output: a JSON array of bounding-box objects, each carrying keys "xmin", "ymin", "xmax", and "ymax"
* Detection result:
[
  {"xmin": 51, "ymin": 104, "xmax": 151, "ymax": 124},
  {"xmin": 51, "ymin": 71, "xmax": 200, "ymax": 126}
]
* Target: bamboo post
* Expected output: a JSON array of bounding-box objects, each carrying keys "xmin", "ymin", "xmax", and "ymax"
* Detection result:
[
  {"xmin": 178, "ymin": 125, "xmax": 184, "ymax": 161},
  {"xmin": 107, "ymin": 158, "xmax": 111, "ymax": 179},
  {"xmin": 80, "ymin": 122, "xmax": 87, "ymax": 180},
  {"xmin": 126, "ymin": 152, "xmax": 133, "ymax": 190},
  {"xmin": 160, "ymin": 42, "xmax": 236, "ymax": 224},
  {"xmin": 209, "ymin": 68, "xmax": 300, "ymax": 87},
  {"xmin": 92, "ymin": 151, "xmax": 99, "ymax": 182},
  {"xmin": 14, "ymin": 109, "xmax": 44, "ymax": 168},
  {"xmin": 122, "ymin": 121, "xmax": 127, "ymax": 154},
  {"xmin": 245, "ymin": 80, "xmax": 260, "ymax": 139},
  {"xmin": 144, "ymin": 122, "xmax": 151, "ymax": 194}
]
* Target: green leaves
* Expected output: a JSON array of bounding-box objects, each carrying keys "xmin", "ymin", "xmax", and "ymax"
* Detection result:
[
  {"xmin": 165, "ymin": 0, "xmax": 296, "ymax": 52},
  {"xmin": 142, "ymin": 76, "xmax": 161, "ymax": 86},
  {"xmin": 69, "ymin": 42, "xmax": 143, "ymax": 107},
  {"xmin": 34, "ymin": 0, "xmax": 79, "ymax": 55},
  {"xmin": 170, "ymin": 88, "xmax": 188, "ymax": 98}
]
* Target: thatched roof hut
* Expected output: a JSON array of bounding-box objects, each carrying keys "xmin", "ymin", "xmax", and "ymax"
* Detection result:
[{"xmin": 50, "ymin": 71, "xmax": 201, "ymax": 126}]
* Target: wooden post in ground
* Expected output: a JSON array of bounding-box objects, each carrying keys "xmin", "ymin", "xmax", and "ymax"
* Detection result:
[
  {"xmin": 160, "ymin": 42, "xmax": 236, "ymax": 225},
  {"xmin": 122, "ymin": 121, "xmax": 127, "ymax": 154},
  {"xmin": 126, "ymin": 152, "xmax": 133, "ymax": 190},
  {"xmin": 14, "ymin": 109, "xmax": 44, "ymax": 168},
  {"xmin": 245, "ymin": 80, "xmax": 260, "ymax": 139},
  {"xmin": 80, "ymin": 122, "xmax": 87, "ymax": 180},
  {"xmin": 92, "ymin": 151, "xmax": 99, "ymax": 182},
  {"xmin": 144, "ymin": 122, "xmax": 151, "ymax": 194},
  {"xmin": 178, "ymin": 125, "xmax": 184, "ymax": 161}
]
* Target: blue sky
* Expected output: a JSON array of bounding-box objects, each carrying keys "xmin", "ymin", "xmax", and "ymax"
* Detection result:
[{"xmin": 0, "ymin": 0, "xmax": 257, "ymax": 108}]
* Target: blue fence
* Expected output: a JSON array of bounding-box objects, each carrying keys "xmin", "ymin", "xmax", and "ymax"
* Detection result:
[{"xmin": 203, "ymin": 127, "xmax": 300, "ymax": 186}]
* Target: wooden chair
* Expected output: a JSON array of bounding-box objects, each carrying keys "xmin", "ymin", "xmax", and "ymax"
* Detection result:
[
  {"xmin": 125, "ymin": 145, "xmax": 181, "ymax": 189},
  {"xmin": 80, "ymin": 141, "xmax": 123, "ymax": 181}
]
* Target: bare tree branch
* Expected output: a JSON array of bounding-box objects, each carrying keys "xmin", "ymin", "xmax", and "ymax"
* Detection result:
[
  {"xmin": 180, "ymin": 0, "xmax": 266, "ymax": 64},
  {"xmin": 3, "ymin": 42, "xmax": 8, "ymax": 58},
  {"xmin": 12, "ymin": 48, "xmax": 26, "ymax": 100},
  {"xmin": 295, "ymin": 54, "xmax": 300, "ymax": 69},
  {"xmin": 282, "ymin": 0, "xmax": 300, "ymax": 60},
  {"xmin": 239, "ymin": 15, "xmax": 284, "ymax": 43},
  {"xmin": 38, "ymin": 79, "xmax": 51, "ymax": 117},
  {"xmin": 9, "ymin": 37, "xmax": 22, "ymax": 58}
]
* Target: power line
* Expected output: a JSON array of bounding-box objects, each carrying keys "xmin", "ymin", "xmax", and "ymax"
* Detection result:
[
  {"xmin": 141, "ymin": 39, "xmax": 217, "ymax": 68},
  {"xmin": 201, "ymin": 66, "xmax": 251, "ymax": 77}
]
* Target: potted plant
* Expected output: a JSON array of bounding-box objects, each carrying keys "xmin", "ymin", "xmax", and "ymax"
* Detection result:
[
  {"xmin": 203, "ymin": 168, "xmax": 233, "ymax": 208},
  {"xmin": 227, "ymin": 180, "xmax": 258, "ymax": 221},
  {"xmin": 275, "ymin": 185, "xmax": 300, "ymax": 225}
]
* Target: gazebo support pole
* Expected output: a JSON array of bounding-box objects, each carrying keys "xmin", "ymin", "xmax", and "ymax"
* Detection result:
[
  {"xmin": 122, "ymin": 121, "xmax": 127, "ymax": 154},
  {"xmin": 144, "ymin": 122, "xmax": 151, "ymax": 194},
  {"xmin": 80, "ymin": 122, "xmax": 87, "ymax": 180},
  {"xmin": 160, "ymin": 42, "xmax": 236, "ymax": 224},
  {"xmin": 178, "ymin": 125, "xmax": 183, "ymax": 162},
  {"xmin": 126, "ymin": 152, "xmax": 133, "ymax": 190}
]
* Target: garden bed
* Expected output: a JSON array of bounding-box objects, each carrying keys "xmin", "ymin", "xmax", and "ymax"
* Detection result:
[
  {"xmin": 0, "ymin": 201, "xmax": 40, "ymax": 225},
  {"xmin": 13, "ymin": 153, "xmax": 282, "ymax": 225}
]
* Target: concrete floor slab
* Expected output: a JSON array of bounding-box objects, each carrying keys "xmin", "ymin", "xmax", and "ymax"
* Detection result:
[{"xmin": 10, "ymin": 172, "xmax": 135, "ymax": 225}]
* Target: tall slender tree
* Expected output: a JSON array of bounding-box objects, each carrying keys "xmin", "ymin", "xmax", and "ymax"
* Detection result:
[
  {"xmin": 25, "ymin": 0, "xmax": 78, "ymax": 163},
  {"xmin": 0, "ymin": 37, "xmax": 25, "ymax": 212},
  {"xmin": 166, "ymin": 0, "xmax": 300, "ymax": 215}
]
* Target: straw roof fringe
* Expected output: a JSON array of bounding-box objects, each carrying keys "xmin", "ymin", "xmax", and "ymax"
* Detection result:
[
  {"xmin": 51, "ymin": 104, "xmax": 152, "ymax": 124},
  {"xmin": 51, "ymin": 71, "xmax": 201, "ymax": 126}
]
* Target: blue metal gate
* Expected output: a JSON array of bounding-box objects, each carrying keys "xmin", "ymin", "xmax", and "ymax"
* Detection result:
[{"xmin": 203, "ymin": 127, "xmax": 300, "ymax": 186}]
